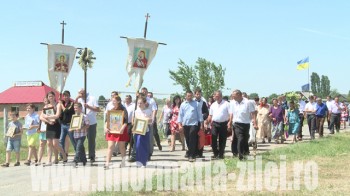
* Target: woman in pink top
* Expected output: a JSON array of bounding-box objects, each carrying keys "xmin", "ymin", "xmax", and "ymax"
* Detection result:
[{"xmin": 169, "ymin": 95, "xmax": 185, "ymax": 151}]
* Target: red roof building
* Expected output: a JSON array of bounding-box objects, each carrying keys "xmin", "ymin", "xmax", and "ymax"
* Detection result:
[{"xmin": 0, "ymin": 81, "xmax": 60, "ymax": 117}]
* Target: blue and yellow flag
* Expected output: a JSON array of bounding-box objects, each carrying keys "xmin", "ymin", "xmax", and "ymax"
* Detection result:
[{"xmin": 297, "ymin": 57, "xmax": 309, "ymax": 70}]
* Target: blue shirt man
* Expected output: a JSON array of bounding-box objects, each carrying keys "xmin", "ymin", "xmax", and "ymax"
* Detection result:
[
  {"xmin": 178, "ymin": 91, "xmax": 204, "ymax": 161},
  {"xmin": 316, "ymin": 99, "xmax": 328, "ymax": 117},
  {"xmin": 178, "ymin": 99, "xmax": 203, "ymax": 126}
]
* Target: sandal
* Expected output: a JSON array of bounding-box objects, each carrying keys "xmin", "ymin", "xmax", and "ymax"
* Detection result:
[
  {"xmin": 24, "ymin": 160, "xmax": 31, "ymax": 166},
  {"xmin": 43, "ymin": 162, "xmax": 52, "ymax": 167},
  {"xmin": 1, "ymin": 163, "xmax": 9, "ymax": 167},
  {"xmin": 14, "ymin": 162, "xmax": 20, "ymax": 166}
]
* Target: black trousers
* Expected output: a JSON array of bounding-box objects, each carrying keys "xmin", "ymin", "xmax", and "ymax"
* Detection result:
[
  {"xmin": 183, "ymin": 125, "xmax": 199, "ymax": 159},
  {"xmin": 232, "ymin": 123, "xmax": 250, "ymax": 160},
  {"xmin": 307, "ymin": 114, "xmax": 316, "ymax": 139},
  {"xmin": 211, "ymin": 121, "xmax": 228, "ymax": 157},
  {"xmin": 330, "ymin": 113, "xmax": 341, "ymax": 133},
  {"xmin": 297, "ymin": 113, "xmax": 304, "ymax": 138},
  {"xmin": 125, "ymin": 123, "xmax": 133, "ymax": 149},
  {"xmin": 152, "ymin": 120, "xmax": 161, "ymax": 147},
  {"xmin": 196, "ymin": 122, "xmax": 203, "ymax": 157}
]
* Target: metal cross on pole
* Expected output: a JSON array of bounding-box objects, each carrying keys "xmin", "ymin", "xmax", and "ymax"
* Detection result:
[
  {"xmin": 144, "ymin": 13, "xmax": 150, "ymax": 39},
  {"xmin": 60, "ymin": 20, "xmax": 66, "ymax": 44}
]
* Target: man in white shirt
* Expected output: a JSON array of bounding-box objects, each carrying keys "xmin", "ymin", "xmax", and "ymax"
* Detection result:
[
  {"xmin": 124, "ymin": 95, "xmax": 135, "ymax": 149},
  {"xmin": 329, "ymin": 96, "xmax": 345, "ymax": 134},
  {"xmin": 105, "ymin": 91, "xmax": 118, "ymax": 112},
  {"xmin": 76, "ymin": 89, "xmax": 100, "ymax": 162},
  {"xmin": 207, "ymin": 90, "xmax": 231, "ymax": 159},
  {"xmin": 229, "ymin": 89, "xmax": 257, "ymax": 161},
  {"xmin": 304, "ymin": 96, "xmax": 317, "ymax": 140},
  {"xmin": 147, "ymin": 91, "xmax": 162, "ymax": 151},
  {"xmin": 325, "ymin": 95, "xmax": 333, "ymax": 129},
  {"xmin": 297, "ymin": 93, "xmax": 306, "ymax": 140}
]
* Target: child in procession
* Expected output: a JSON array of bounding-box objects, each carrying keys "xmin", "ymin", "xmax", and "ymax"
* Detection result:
[
  {"xmin": 70, "ymin": 103, "xmax": 89, "ymax": 167},
  {"xmin": 23, "ymin": 103, "xmax": 40, "ymax": 166},
  {"xmin": 1, "ymin": 112, "xmax": 23, "ymax": 167}
]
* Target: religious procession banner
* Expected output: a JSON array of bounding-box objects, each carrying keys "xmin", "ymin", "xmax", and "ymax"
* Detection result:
[
  {"xmin": 47, "ymin": 44, "xmax": 77, "ymax": 93},
  {"xmin": 125, "ymin": 38, "xmax": 158, "ymax": 91}
]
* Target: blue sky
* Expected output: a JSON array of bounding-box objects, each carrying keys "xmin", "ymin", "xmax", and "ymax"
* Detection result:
[{"xmin": 1, "ymin": 0, "xmax": 349, "ymax": 99}]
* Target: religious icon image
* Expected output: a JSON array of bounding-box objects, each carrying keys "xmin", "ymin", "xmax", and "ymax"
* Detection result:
[
  {"xmin": 107, "ymin": 110, "xmax": 124, "ymax": 134},
  {"xmin": 43, "ymin": 107, "xmax": 55, "ymax": 122},
  {"xmin": 70, "ymin": 114, "xmax": 83, "ymax": 130},
  {"xmin": 54, "ymin": 53, "xmax": 69, "ymax": 73},
  {"xmin": 136, "ymin": 120, "xmax": 145, "ymax": 132},
  {"xmin": 6, "ymin": 126, "xmax": 16, "ymax": 137},
  {"xmin": 133, "ymin": 49, "xmax": 148, "ymax": 68},
  {"xmin": 132, "ymin": 118, "xmax": 147, "ymax": 135}
]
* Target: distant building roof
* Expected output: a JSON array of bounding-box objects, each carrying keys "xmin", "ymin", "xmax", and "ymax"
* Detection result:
[{"xmin": 0, "ymin": 81, "xmax": 60, "ymax": 104}]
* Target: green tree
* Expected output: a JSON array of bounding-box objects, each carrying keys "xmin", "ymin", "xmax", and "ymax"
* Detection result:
[
  {"xmin": 169, "ymin": 58, "xmax": 226, "ymax": 99},
  {"xmin": 268, "ymin": 93, "xmax": 278, "ymax": 104},
  {"xmin": 169, "ymin": 59, "xmax": 198, "ymax": 93},
  {"xmin": 320, "ymin": 75, "xmax": 331, "ymax": 98},
  {"xmin": 248, "ymin": 93, "xmax": 259, "ymax": 99},
  {"xmin": 347, "ymin": 90, "xmax": 350, "ymax": 102},
  {"xmin": 329, "ymin": 88, "xmax": 340, "ymax": 98},
  {"xmin": 285, "ymin": 91, "xmax": 299, "ymax": 102},
  {"xmin": 311, "ymin": 72, "xmax": 321, "ymax": 97},
  {"xmin": 98, "ymin": 95, "xmax": 107, "ymax": 107}
]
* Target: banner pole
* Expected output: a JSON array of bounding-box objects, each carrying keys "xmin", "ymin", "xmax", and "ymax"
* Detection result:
[{"xmin": 308, "ymin": 59, "xmax": 310, "ymax": 96}]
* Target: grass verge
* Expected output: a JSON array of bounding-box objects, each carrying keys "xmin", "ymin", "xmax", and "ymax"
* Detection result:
[{"xmin": 91, "ymin": 132, "xmax": 350, "ymax": 195}]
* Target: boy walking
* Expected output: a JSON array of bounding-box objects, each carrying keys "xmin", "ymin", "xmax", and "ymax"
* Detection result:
[
  {"xmin": 2, "ymin": 112, "xmax": 23, "ymax": 167},
  {"xmin": 24, "ymin": 103, "xmax": 40, "ymax": 166},
  {"xmin": 70, "ymin": 103, "xmax": 90, "ymax": 167}
]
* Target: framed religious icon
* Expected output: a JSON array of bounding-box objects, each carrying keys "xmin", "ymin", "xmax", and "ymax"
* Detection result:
[
  {"xmin": 38, "ymin": 121, "xmax": 47, "ymax": 132},
  {"xmin": 6, "ymin": 126, "xmax": 16, "ymax": 137},
  {"xmin": 43, "ymin": 107, "xmax": 55, "ymax": 122},
  {"xmin": 23, "ymin": 120, "xmax": 34, "ymax": 130},
  {"xmin": 70, "ymin": 114, "xmax": 83, "ymax": 130},
  {"xmin": 132, "ymin": 118, "xmax": 148, "ymax": 135},
  {"xmin": 107, "ymin": 110, "xmax": 125, "ymax": 134}
]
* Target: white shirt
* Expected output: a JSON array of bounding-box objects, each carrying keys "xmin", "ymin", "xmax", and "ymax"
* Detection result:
[
  {"xmin": 105, "ymin": 101, "xmax": 114, "ymax": 111},
  {"xmin": 304, "ymin": 102, "xmax": 317, "ymax": 114},
  {"xmin": 330, "ymin": 101, "xmax": 344, "ymax": 114},
  {"xmin": 124, "ymin": 102, "xmax": 135, "ymax": 123},
  {"xmin": 298, "ymin": 100, "xmax": 306, "ymax": 114},
  {"xmin": 77, "ymin": 93, "xmax": 99, "ymax": 125},
  {"xmin": 146, "ymin": 97, "xmax": 158, "ymax": 111},
  {"xmin": 326, "ymin": 100, "xmax": 334, "ymax": 110},
  {"xmin": 230, "ymin": 98, "xmax": 255, "ymax": 124},
  {"xmin": 209, "ymin": 100, "xmax": 230, "ymax": 122},
  {"xmin": 24, "ymin": 112, "xmax": 40, "ymax": 135},
  {"xmin": 161, "ymin": 105, "xmax": 172, "ymax": 123},
  {"xmin": 134, "ymin": 107, "xmax": 152, "ymax": 132}
]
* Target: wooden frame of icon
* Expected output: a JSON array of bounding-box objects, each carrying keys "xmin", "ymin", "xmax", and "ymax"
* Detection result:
[
  {"xmin": 107, "ymin": 110, "xmax": 125, "ymax": 134},
  {"xmin": 132, "ymin": 118, "xmax": 148, "ymax": 135}
]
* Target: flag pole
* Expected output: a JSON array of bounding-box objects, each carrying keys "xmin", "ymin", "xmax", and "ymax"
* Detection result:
[
  {"xmin": 128, "ymin": 13, "xmax": 150, "ymax": 158},
  {"xmin": 308, "ymin": 58, "xmax": 310, "ymax": 97},
  {"xmin": 59, "ymin": 21, "xmax": 66, "ymax": 99}
]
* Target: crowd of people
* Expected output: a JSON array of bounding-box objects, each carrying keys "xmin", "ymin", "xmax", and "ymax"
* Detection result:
[{"xmin": 2, "ymin": 87, "xmax": 349, "ymax": 167}]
